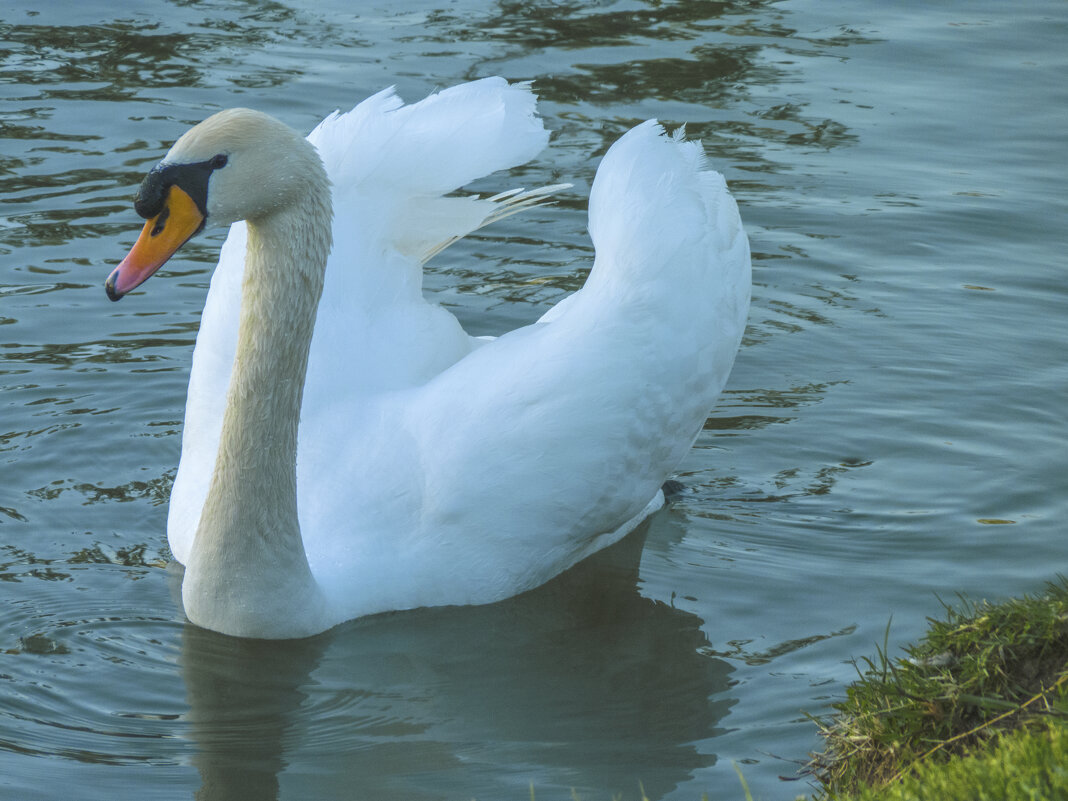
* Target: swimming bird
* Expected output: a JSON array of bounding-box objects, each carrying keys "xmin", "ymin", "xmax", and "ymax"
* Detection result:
[{"xmin": 105, "ymin": 78, "xmax": 751, "ymax": 639}]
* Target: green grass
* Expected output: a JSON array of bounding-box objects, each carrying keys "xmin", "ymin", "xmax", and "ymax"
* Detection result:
[
  {"xmin": 838, "ymin": 721, "xmax": 1068, "ymax": 801},
  {"xmin": 808, "ymin": 577, "xmax": 1068, "ymax": 798}
]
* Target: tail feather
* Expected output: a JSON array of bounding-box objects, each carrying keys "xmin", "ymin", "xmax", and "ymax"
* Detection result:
[{"xmin": 587, "ymin": 120, "xmax": 743, "ymax": 279}]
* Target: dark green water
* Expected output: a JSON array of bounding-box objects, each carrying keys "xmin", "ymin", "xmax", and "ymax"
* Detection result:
[{"xmin": 1, "ymin": 1, "xmax": 1065, "ymax": 798}]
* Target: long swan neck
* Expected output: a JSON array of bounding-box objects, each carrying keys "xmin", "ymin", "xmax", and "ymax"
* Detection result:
[
  {"xmin": 221, "ymin": 202, "xmax": 331, "ymax": 504},
  {"xmin": 184, "ymin": 155, "xmax": 333, "ymax": 639}
]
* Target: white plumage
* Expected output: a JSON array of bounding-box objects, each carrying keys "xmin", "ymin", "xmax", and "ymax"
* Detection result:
[{"xmin": 139, "ymin": 78, "xmax": 749, "ymax": 637}]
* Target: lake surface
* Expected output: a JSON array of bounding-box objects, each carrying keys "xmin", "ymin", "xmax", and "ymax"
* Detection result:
[{"xmin": 1, "ymin": 0, "xmax": 1065, "ymax": 798}]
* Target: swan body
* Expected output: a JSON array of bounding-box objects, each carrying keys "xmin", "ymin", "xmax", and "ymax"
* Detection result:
[{"xmin": 106, "ymin": 78, "xmax": 751, "ymax": 638}]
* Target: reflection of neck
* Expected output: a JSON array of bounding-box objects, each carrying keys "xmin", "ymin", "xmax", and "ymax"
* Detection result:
[
  {"xmin": 183, "ymin": 623, "xmax": 329, "ymax": 800},
  {"xmin": 184, "ymin": 177, "xmax": 333, "ymax": 638}
]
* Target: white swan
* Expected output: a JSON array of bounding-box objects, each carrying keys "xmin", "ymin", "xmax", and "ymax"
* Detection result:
[{"xmin": 105, "ymin": 78, "xmax": 751, "ymax": 639}]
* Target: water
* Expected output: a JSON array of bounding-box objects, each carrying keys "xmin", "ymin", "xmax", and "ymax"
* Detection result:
[{"xmin": 1, "ymin": 0, "xmax": 1065, "ymax": 798}]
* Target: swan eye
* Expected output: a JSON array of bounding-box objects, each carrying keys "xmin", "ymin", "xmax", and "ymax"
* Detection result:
[{"xmin": 210, "ymin": 154, "xmax": 228, "ymax": 170}]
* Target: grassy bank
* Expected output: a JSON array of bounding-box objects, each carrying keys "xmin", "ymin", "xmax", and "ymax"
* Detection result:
[
  {"xmin": 820, "ymin": 721, "xmax": 1067, "ymax": 801},
  {"xmin": 806, "ymin": 577, "xmax": 1068, "ymax": 799}
]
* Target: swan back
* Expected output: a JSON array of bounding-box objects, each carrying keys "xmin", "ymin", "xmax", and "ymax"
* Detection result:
[{"xmin": 308, "ymin": 121, "xmax": 751, "ymax": 613}]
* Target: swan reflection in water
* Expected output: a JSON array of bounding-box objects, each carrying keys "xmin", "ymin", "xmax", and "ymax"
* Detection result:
[{"xmin": 178, "ymin": 516, "xmax": 735, "ymax": 801}]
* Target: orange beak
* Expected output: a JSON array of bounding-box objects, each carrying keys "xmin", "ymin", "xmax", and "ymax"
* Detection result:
[{"xmin": 105, "ymin": 185, "xmax": 204, "ymax": 301}]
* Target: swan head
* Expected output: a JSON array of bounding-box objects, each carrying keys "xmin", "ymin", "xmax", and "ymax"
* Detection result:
[{"xmin": 106, "ymin": 108, "xmax": 326, "ymax": 301}]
